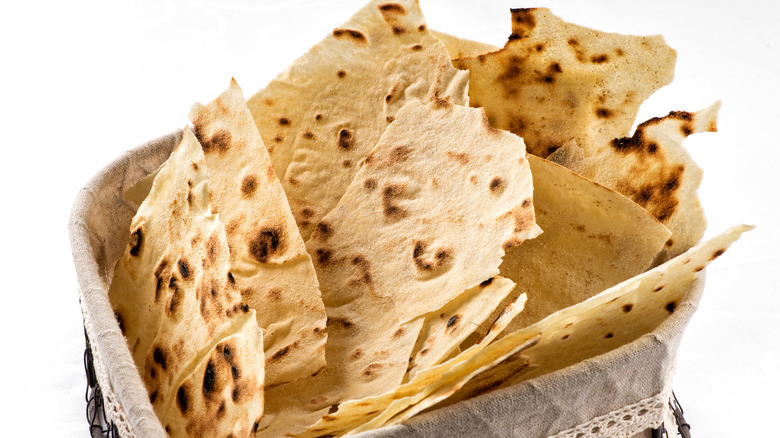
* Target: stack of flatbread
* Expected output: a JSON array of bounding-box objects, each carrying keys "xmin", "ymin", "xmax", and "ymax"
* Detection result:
[{"xmin": 107, "ymin": 2, "xmax": 751, "ymax": 437}]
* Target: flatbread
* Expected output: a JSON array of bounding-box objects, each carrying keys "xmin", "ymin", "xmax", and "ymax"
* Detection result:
[
  {"xmin": 440, "ymin": 225, "xmax": 752, "ymax": 409},
  {"xmin": 307, "ymin": 99, "xmax": 541, "ymax": 324},
  {"xmin": 189, "ymin": 79, "xmax": 327, "ymax": 386},
  {"xmin": 548, "ymin": 102, "xmax": 720, "ymax": 256},
  {"xmin": 109, "ymin": 128, "xmax": 211, "ymax": 368},
  {"xmin": 247, "ymin": 0, "xmax": 469, "ymax": 238},
  {"xmin": 297, "ymin": 292, "xmax": 529, "ymax": 438},
  {"xmin": 496, "ymin": 155, "xmax": 671, "ymax": 333},
  {"xmin": 406, "ymin": 276, "xmax": 518, "ymax": 381},
  {"xmin": 453, "ymin": 7, "xmax": 676, "ymax": 158},
  {"xmin": 110, "ymin": 128, "xmax": 265, "ymax": 437}
]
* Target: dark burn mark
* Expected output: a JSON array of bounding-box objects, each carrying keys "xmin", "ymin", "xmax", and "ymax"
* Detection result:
[
  {"xmin": 149, "ymin": 390, "xmax": 158, "ymax": 403},
  {"xmin": 362, "ymin": 363, "xmax": 383, "ymax": 378},
  {"xmin": 338, "ymin": 129, "xmax": 354, "ymax": 150},
  {"xmin": 315, "ymin": 248, "xmax": 332, "ymax": 264},
  {"xmin": 480, "ymin": 277, "xmax": 494, "ymax": 288},
  {"xmin": 605, "ymin": 332, "xmax": 614, "ymax": 339},
  {"xmin": 303, "ymin": 131, "xmax": 316, "ymax": 140},
  {"xmin": 273, "ymin": 135, "xmax": 283, "ymax": 143},
  {"xmin": 342, "ymin": 159, "xmax": 352, "ymax": 168},
  {"xmin": 155, "ymin": 278, "xmax": 164, "ymax": 302},
  {"xmin": 328, "ymin": 317, "xmax": 354, "ymax": 329},
  {"xmin": 710, "ymin": 249, "xmax": 725, "ymax": 260},
  {"xmin": 316, "ymin": 222, "xmax": 333, "ymax": 240},
  {"xmin": 390, "ymin": 145, "xmax": 412, "ymax": 163},
  {"xmin": 271, "ymin": 346, "xmax": 290, "ymax": 362},
  {"xmin": 622, "ymin": 304, "xmax": 634, "ymax": 313},
  {"xmin": 248, "ymin": 227, "xmax": 283, "ymax": 263},
  {"xmin": 363, "ymin": 178, "xmax": 377, "ymax": 190},
  {"xmin": 489, "ymin": 177, "xmax": 504, "ymax": 192},
  {"xmin": 227, "ymin": 272, "xmax": 235, "ymax": 284},
  {"xmin": 200, "ymin": 129, "xmax": 232, "ymax": 154},
  {"xmin": 202, "ymin": 360, "xmax": 216, "ymax": 398},
  {"xmin": 278, "ymin": 117, "xmax": 290, "ymax": 126},
  {"xmin": 418, "ymin": 24, "xmax": 426, "ymax": 31},
  {"xmin": 351, "ymin": 349, "xmax": 364, "ymax": 360},
  {"xmin": 168, "ymin": 288, "xmax": 182, "ymax": 315},
  {"xmin": 266, "ymin": 288, "xmax": 282, "ymax": 302},
  {"xmin": 337, "ymin": 70, "xmax": 347, "ymax": 78},
  {"xmin": 412, "ymin": 241, "xmax": 450, "ymax": 271},
  {"xmin": 508, "ymin": 33, "xmax": 520, "ymax": 41},
  {"xmin": 177, "ymin": 385, "xmax": 189, "ymax": 414},
  {"xmin": 411, "ymin": 44, "xmax": 423, "ymax": 51},
  {"xmin": 382, "ymin": 183, "xmax": 407, "ymax": 219},
  {"xmin": 446, "ymin": 151, "xmax": 470, "ymax": 165},
  {"xmin": 522, "ymin": 198, "xmax": 532, "ymax": 208},
  {"xmin": 392, "ymin": 327, "xmax": 405, "ymax": 339},
  {"xmin": 562, "ymin": 335, "xmax": 569, "ymax": 340},
  {"xmin": 591, "ymin": 54, "xmax": 609, "ymax": 64},
  {"xmin": 301, "ymin": 208, "xmax": 315, "ymax": 219},
  {"xmin": 232, "ymin": 387, "xmax": 240, "ymax": 402},
  {"xmin": 681, "ymin": 124, "xmax": 693, "ymax": 136},
  {"xmin": 178, "ymin": 259, "xmax": 190, "ymax": 279},
  {"xmin": 315, "ymin": 114, "xmax": 323, "ymax": 121},
  {"xmin": 694, "ymin": 266, "xmax": 706, "ymax": 272},
  {"xmin": 153, "ymin": 347, "xmax": 167, "ymax": 370},
  {"xmin": 333, "ymin": 28, "xmax": 366, "ymax": 42},
  {"xmin": 654, "ymin": 285, "xmax": 665, "ymax": 292},
  {"xmin": 596, "ymin": 108, "xmax": 613, "ymax": 119},
  {"xmin": 535, "ymin": 43, "xmax": 545, "ymax": 52},
  {"xmin": 392, "ymin": 26, "xmax": 406, "ymax": 35},
  {"xmin": 129, "ymin": 228, "xmax": 142, "ymax": 256},
  {"xmin": 378, "ymin": 3, "xmax": 406, "ymax": 14},
  {"xmin": 447, "ymin": 314, "xmax": 461, "ymax": 329},
  {"xmin": 510, "ymin": 8, "xmax": 537, "ymax": 36},
  {"xmin": 665, "ymin": 301, "xmax": 678, "ymax": 313}
]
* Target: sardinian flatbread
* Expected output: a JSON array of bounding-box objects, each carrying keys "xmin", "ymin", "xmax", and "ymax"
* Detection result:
[
  {"xmin": 453, "ymin": 8, "xmax": 676, "ymax": 158},
  {"xmin": 548, "ymin": 103, "xmax": 720, "ymax": 256},
  {"xmin": 247, "ymin": 0, "xmax": 469, "ymax": 238},
  {"xmin": 189, "ymin": 80, "xmax": 327, "ymax": 386}
]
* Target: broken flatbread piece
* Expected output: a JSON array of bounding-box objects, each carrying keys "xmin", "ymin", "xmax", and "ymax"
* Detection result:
[
  {"xmin": 247, "ymin": 0, "xmax": 469, "ymax": 237},
  {"xmin": 454, "ymin": 7, "xmax": 676, "ymax": 157}
]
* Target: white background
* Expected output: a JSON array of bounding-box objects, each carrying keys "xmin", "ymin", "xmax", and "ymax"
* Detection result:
[{"xmin": 2, "ymin": 0, "xmax": 778, "ymax": 436}]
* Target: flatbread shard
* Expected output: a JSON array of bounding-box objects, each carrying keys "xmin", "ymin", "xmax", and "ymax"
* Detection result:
[
  {"xmin": 110, "ymin": 128, "xmax": 266, "ymax": 437},
  {"xmin": 109, "ymin": 127, "xmax": 211, "ymax": 369},
  {"xmin": 497, "ymin": 155, "xmax": 671, "ymax": 332},
  {"xmin": 189, "ymin": 79, "xmax": 327, "ymax": 386},
  {"xmin": 453, "ymin": 7, "xmax": 676, "ymax": 158},
  {"xmin": 549, "ymin": 102, "xmax": 720, "ymax": 256},
  {"xmin": 297, "ymin": 292, "xmax": 529, "ymax": 438},
  {"xmin": 307, "ymin": 99, "xmax": 541, "ymax": 324},
  {"xmin": 247, "ymin": 0, "xmax": 469, "ymax": 238},
  {"xmin": 449, "ymin": 225, "xmax": 753, "ymax": 405}
]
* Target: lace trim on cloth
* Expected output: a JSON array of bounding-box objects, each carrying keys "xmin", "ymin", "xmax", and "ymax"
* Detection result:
[
  {"xmin": 547, "ymin": 383, "xmax": 673, "ymax": 438},
  {"xmin": 83, "ymin": 297, "xmax": 137, "ymax": 438}
]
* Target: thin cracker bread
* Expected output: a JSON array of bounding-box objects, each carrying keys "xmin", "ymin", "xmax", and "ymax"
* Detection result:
[
  {"xmin": 453, "ymin": 7, "xmax": 676, "ymax": 158},
  {"xmin": 548, "ymin": 102, "xmax": 719, "ymax": 256},
  {"xmin": 247, "ymin": 0, "xmax": 469, "ymax": 238},
  {"xmin": 189, "ymin": 79, "xmax": 327, "ymax": 386}
]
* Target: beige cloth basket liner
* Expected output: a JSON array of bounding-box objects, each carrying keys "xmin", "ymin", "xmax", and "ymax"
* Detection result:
[{"xmin": 69, "ymin": 130, "xmax": 704, "ymax": 438}]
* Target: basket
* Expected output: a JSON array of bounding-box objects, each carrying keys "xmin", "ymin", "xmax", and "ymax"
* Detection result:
[{"xmin": 70, "ymin": 131, "xmax": 702, "ymax": 438}]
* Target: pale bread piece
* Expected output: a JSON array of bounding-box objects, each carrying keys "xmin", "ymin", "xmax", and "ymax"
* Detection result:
[
  {"xmin": 430, "ymin": 29, "xmax": 499, "ymax": 59},
  {"xmin": 454, "ymin": 8, "xmax": 676, "ymax": 158},
  {"xmin": 160, "ymin": 314, "xmax": 264, "ymax": 438},
  {"xmin": 247, "ymin": 0, "xmax": 469, "ymax": 238},
  {"xmin": 109, "ymin": 127, "xmax": 210, "ymax": 369},
  {"xmin": 439, "ymin": 225, "xmax": 753, "ymax": 410},
  {"xmin": 494, "ymin": 155, "xmax": 671, "ymax": 334},
  {"xmin": 189, "ymin": 79, "xmax": 327, "ymax": 386},
  {"xmin": 406, "ymin": 276, "xmax": 517, "ymax": 381},
  {"xmin": 297, "ymin": 293, "xmax": 528, "ymax": 438},
  {"xmin": 548, "ymin": 102, "xmax": 720, "ymax": 257},
  {"xmin": 307, "ymin": 99, "xmax": 541, "ymax": 324}
]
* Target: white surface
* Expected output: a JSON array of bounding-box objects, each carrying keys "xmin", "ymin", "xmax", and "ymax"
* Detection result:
[{"xmin": 2, "ymin": 0, "xmax": 777, "ymax": 436}]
